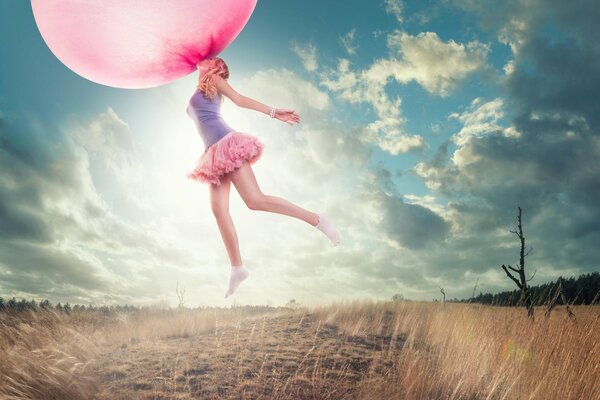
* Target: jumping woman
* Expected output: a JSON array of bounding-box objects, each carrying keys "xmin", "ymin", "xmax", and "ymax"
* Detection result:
[{"xmin": 186, "ymin": 57, "xmax": 341, "ymax": 298}]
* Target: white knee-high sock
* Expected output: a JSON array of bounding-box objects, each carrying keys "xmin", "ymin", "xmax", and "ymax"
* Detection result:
[
  {"xmin": 224, "ymin": 264, "xmax": 249, "ymax": 298},
  {"xmin": 316, "ymin": 213, "xmax": 341, "ymax": 246}
]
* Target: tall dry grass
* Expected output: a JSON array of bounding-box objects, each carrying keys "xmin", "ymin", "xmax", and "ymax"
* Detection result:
[
  {"xmin": 0, "ymin": 305, "xmax": 292, "ymax": 399},
  {"xmin": 0, "ymin": 301, "xmax": 598, "ymax": 399},
  {"xmin": 311, "ymin": 300, "xmax": 600, "ymax": 400},
  {"xmin": 0, "ymin": 307, "xmax": 99, "ymax": 399}
]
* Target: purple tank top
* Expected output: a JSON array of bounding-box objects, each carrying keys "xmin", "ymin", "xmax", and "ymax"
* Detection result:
[{"xmin": 187, "ymin": 89, "xmax": 234, "ymax": 151}]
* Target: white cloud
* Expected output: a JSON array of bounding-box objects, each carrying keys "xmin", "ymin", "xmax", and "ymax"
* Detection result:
[
  {"xmin": 383, "ymin": 31, "xmax": 490, "ymax": 97},
  {"xmin": 291, "ymin": 41, "xmax": 318, "ymax": 72},
  {"xmin": 241, "ymin": 68, "xmax": 330, "ymax": 112},
  {"xmin": 320, "ymin": 59, "xmax": 425, "ymax": 155},
  {"xmin": 364, "ymin": 118, "xmax": 427, "ymax": 154},
  {"xmin": 319, "ymin": 58, "xmax": 426, "ymax": 155},
  {"xmin": 503, "ymin": 59, "xmax": 515, "ymax": 75},
  {"xmin": 448, "ymin": 97, "xmax": 523, "ymax": 147},
  {"xmin": 373, "ymin": 29, "xmax": 386, "ymax": 39},
  {"xmin": 499, "ymin": 17, "xmax": 529, "ymax": 55},
  {"xmin": 449, "ymin": 97, "xmax": 504, "ymax": 146},
  {"xmin": 67, "ymin": 106, "xmax": 145, "ymax": 185},
  {"xmin": 340, "ymin": 28, "xmax": 358, "ymax": 55},
  {"xmin": 412, "ymin": 161, "xmax": 445, "ymax": 191},
  {"xmin": 403, "ymin": 193, "xmax": 448, "ymax": 217},
  {"xmin": 384, "ymin": 0, "xmax": 404, "ymax": 24},
  {"xmin": 316, "ymin": 29, "xmax": 489, "ymax": 155},
  {"xmin": 413, "ymin": 96, "xmax": 524, "ymax": 187}
]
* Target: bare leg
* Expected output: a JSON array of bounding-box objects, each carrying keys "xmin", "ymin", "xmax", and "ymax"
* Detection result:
[
  {"xmin": 229, "ymin": 161, "xmax": 320, "ymax": 226},
  {"xmin": 209, "ymin": 173, "xmax": 243, "ymax": 267}
]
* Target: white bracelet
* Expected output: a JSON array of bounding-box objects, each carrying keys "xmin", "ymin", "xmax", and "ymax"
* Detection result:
[{"xmin": 269, "ymin": 107, "xmax": 276, "ymax": 118}]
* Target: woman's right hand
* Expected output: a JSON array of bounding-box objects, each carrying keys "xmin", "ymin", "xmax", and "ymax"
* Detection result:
[{"xmin": 274, "ymin": 108, "xmax": 300, "ymax": 125}]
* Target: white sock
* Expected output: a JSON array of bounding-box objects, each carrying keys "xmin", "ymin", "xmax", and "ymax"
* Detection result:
[
  {"xmin": 224, "ymin": 264, "xmax": 249, "ymax": 298},
  {"xmin": 315, "ymin": 213, "xmax": 341, "ymax": 246}
]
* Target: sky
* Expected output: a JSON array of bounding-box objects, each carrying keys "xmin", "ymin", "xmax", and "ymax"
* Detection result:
[{"xmin": 1, "ymin": 0, "xmax": 599, "ymax": 307}]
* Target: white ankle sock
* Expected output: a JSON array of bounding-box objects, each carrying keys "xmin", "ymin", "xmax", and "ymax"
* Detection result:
[
  {"xmin": 315, "ymin": 213, "xmax": 341, "ymax": 246},
  {"xmin": 224, "ymin": 264, "xmax": 249, "ymax": 298}
]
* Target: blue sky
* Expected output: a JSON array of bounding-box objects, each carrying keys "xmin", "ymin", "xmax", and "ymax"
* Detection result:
[{"xmin": 1, "ymin": 0, "xmax": 599, "ymax": 307}]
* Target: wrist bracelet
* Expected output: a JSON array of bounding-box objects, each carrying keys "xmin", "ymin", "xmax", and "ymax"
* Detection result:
[{"xmin": 269, "ymin": 107, "xmax": 276, "ymax": 118}]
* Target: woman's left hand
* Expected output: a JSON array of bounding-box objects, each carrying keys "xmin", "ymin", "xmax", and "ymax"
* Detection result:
[{"xmin": 274, "ymin": 108, "xmax": 300, "ymax": 125}]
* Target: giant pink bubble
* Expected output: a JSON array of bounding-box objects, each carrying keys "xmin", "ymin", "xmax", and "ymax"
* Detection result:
[{"xmin": 30, "ymin": 0, "xmax": 257, "ymax": 89}]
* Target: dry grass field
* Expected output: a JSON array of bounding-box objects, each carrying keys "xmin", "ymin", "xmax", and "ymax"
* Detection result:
[{"xmin": 0, "ymin": 300, "xmax": 598, "ymax": 399}]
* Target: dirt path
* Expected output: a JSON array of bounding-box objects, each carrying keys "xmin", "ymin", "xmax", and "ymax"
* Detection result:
[{"xmin": 87, "ymin": 311, "xmax": 404, "ymax": 399}]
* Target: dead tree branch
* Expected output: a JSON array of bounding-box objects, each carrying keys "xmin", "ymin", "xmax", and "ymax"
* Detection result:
[{"xmin": 500, "ymin": 206, "xmax": 534, "ymax": 318}]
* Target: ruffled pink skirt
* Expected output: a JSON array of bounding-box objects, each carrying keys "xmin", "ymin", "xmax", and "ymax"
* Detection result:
[{"xmin": 187, "ymin": 131, "xmax": 264, "ymax": 186}]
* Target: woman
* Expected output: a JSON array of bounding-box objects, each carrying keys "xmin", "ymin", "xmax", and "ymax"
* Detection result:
[{"xmin": 187, "ymin": 57, "xmax": 341, "ymax": 298}]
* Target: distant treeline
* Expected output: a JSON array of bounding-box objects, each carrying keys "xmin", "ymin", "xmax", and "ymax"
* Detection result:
[
  {"xmin": 0, "ymin": 297, "xmax": 289, "ymax": 314},
  {"xmin": 2, "ymin": 272, "xmax": 599, "ymax": 313},
  {"xmin": 0, "ymin": 298, "xmax": 136, "ymax": 315},
  {"xmin": 450, "ymin": 272, "xmax": 600, "ymax": 306}
]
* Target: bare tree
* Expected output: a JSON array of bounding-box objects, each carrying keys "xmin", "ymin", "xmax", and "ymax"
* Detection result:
[
  {"xmin": 439, "ymin": 287, "xmax": 446, "ymax": 305},
  {"xmin": 501, "ymin": 206, "xmax": 536, "ymax": 318},
  {"xmin": 176, "ymin": 280, "xmax": 186, "ymax": 309}
]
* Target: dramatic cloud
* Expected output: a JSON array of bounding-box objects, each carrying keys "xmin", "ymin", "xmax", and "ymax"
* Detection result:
[
  {"xmin": 382, "ymin": 30, "xmax": 490, "ymax": 97},
  {"xmin": 412, "ymin": 0, "xmax": 600, "ymax": 282},
  {"xmin": 2, "ymin": 0, "xmax": 597, "ymax": 306},
  {"xmin": 317, "ymin": 28, "xmax": 489, "ymax": 155},
  {"xmin": 289, "ymin": 0, "xmax": 600, "ymax": 296},
  {"xmin": 319, "ymin": 58, "xmax": 426, "ymax": 155},
  {"xmin": 0, "ymin": 110, "xmax": 212, "ymax": 305}
]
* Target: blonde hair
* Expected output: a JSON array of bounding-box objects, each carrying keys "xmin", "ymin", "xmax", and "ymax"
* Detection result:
[{"xmin": 197, "ymin": 57, "xmax": 229, "ymax": 102}]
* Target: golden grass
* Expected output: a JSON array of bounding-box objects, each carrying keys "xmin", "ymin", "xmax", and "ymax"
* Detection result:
[
  {"xmin": 311, "ymin": 300, "xmax": 600, "ymax": 399},
  {"xmin": 0, "ymin": 301, "xmax": 597, "ymax": 399}
]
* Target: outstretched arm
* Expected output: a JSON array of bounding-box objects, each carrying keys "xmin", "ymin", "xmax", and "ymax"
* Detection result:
[
  {"xmin": 212, "ymin": 75, "xmax": 268, "ymax": 114},
  {"xmin": 212, "ymin": 75, "xmax": 300, "ymax": 125}
]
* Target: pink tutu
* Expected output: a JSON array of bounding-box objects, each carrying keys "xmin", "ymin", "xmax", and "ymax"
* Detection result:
[{"xmin": 187, "ymin": 131, "xmax": 264, "ymax": 186}]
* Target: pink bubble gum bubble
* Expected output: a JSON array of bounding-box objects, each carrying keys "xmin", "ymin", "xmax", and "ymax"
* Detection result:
[{"xmin": 30, "ymin": 0, "xmax": 257, "ymax": 89}]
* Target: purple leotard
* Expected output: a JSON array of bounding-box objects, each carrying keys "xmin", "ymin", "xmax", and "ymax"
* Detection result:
[{"xmin": 187, "ymin": 89, "xmax": 234, "ymax": 151}]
